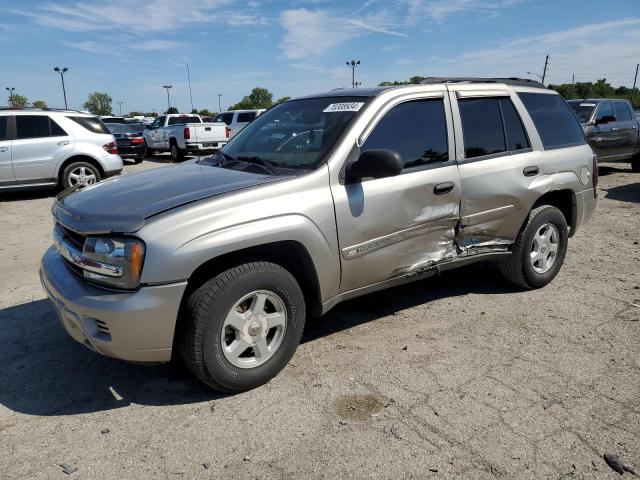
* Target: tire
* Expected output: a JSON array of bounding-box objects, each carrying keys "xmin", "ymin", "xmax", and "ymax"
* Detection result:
[
  {"xmin": 170, "ymin": 141, "xmax": 184, "ymax": 161},
  {"xmin": 134, "ymin": 156, "xmax": 144, "ymax": 164},
  {"xmin": 632, "ymin": 156, "xmax": 640, "ymax": 173},
  {"xmin": 144, "ymin": 142, "xmax": 154, "ymax": 157},
  {"xmin": 179, "ymin": 262, "xmax": 306, "ymax": 393},
  {"xmin": 61, "ymin": 161, "xmax": 101, "ymax": 189},
  {"xmin": 499, "ymin": 205, "xmax": 568, "ymax": 289}
]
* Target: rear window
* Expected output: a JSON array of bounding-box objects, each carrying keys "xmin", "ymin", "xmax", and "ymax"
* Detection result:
[
  {"xmin": 237, "ymin": 112, "xmax": 257, "ymax": 123},
  {"xmin": 517, "ymin": 93, "xmax": 585, "ymax": 149},
  {"xmin": 69, "ymin": 116, "xmax": 110, "ymax": 134},
  {"xmin": 215, "ymin": 113, "xmax": 234, "ymax": 125},
  {"xmin": 0, "ymin": 116, "xmax": 8, "ymax": 141},
  {"xmin": 106, "ymin": 123, "xmax": 135, "ymax": 134},
  {"xmin": 613, "ymin": 102, "xmax": 633, "ymax": 122},
  {"xmin": 168, "ymin": 116, "xmax": 201, "ymax": 125},
  {"xmin": 15, "ymin": 115, "xmax": 69, "ymax": 139},
  {"xmin": 100, "ymin": 117, "xmax": 126, "ymax": 124},
  {"xmin": 568, "ymin": 101, "xmax": 595, "ymax": 124}
]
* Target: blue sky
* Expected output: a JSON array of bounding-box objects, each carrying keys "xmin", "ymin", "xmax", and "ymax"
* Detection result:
[{"xmin": 1, "ymin": 0, "xmax": 639, "ymax": 113}]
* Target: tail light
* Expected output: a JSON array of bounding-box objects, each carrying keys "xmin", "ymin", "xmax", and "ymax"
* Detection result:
[
  {"xmin": 592, "ymin": 153, "xmax": 598, "ymax": 198},
  {"xmin": 131, "ymin": 137, "xmax": 144, "ymax": 145},
  {"xmin": 225, "ymin": 127, "xmax": 230, "ymax": 139},
  {"xmin": 183, "ymin": 127, "xmax": 190, "ymax": 140},
  {"xmin": 103, "ymin": 141, "xmax": 117, "ymax": 154}
]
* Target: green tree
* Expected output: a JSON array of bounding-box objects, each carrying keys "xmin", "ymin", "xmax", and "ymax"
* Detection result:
[
  {"xmin": 229, "ymin": 87, "xmax": 273, "ymax": 110},
  {"xmin": 198, "ymin": 108, "xmax": 214, "ymax": 116},
  {"xmin": 166, "ymin": 106, "xmax": 179, "ymax": 114},
  {"xmin": 32, "ymin": 99, "xmax": 48, "ymax": 109},
  {"xmin": 548, "ymin": 78, "xmax": 639, "ymax": 108},
  {"xmin": 128, "ymin": 111, "xmax": 144, "ymax": 117},
  {"xmin": 190, "ymin": 108, "xmax": 199, "ymax": 114},
  {"xmin": 83, "ymin": 92, "xmax": 113, "ymax": 115},
  {"xmin": 275, "ymin": 96, "xmax": 291, "ymax": 104},
  {"xmin": 144, "ymin": 112, "xmax": 158, "ymax": 118},
  {"xmin": 8, "ymin": 93, "xmax": 29, "ymax": 108}
]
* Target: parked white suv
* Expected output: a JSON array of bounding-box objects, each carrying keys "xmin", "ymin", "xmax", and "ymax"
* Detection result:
[
  {"xmin": 0, "ymin": 109, "xmax": 122, "ymax": 190},
  {"xmin": 214, "ymin": 109, "xmax": 265, "ymax": 138}
]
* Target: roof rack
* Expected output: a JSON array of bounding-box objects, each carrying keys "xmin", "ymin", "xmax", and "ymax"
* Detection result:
[
  {"xmin": 0, "ymin": 106, "xmax": 85, "ymax": 113},
  {"xmin": 420, "ymin": 77, "xmax": 546, "ymax": 88}
]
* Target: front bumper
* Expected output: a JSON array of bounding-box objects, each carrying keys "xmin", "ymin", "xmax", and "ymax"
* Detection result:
[{"xmin": 40, "ymin": 246, "xmax": 187, "ymax": 363}]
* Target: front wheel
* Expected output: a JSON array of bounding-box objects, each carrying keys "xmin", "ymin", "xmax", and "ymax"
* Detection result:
[
  {"xmin": 179, "ymin": 262, "xmax": 306, "ymax": 392},
  {"xmin": 631, "ymin": 155, "xmax": 640, "ymax": 173},
  {"xmin": 499, "ymin": 205, "xmax": 568, "ymax": 289}
]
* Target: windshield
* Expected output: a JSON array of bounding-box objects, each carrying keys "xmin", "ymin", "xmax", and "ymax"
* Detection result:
[
  {"xmin": 168, "ymin": 115, "xmax": 201, "ymax": 125},
  {"xmin": 568, "ymin": 101, "xmax": 595, "ymax": 124},
  {"xmin": 106, "ymin": 123, "xmax": 135, "ymax": 134},
  {"xmin": 199, "ymin": 96, "xmax": 368, "ymax": 176}
]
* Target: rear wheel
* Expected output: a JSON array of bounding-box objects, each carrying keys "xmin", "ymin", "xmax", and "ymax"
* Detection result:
[
  {"xmin": 170, "ymin": 141, "xmax": 184, "ymax": 161},
  {"xmin": 500, "ymin": 205, "xmax": 568, "ymax": 289},
  {"xmin": 134, "ymin": 156, "xmax": 144, "ymax": 164},
  {"xmin": 61, "ymin": 161, "xmax": 101, "ymax": 189},
  {"xmin": 631, "ymin": 155, "xmax": 640, "ymax": 173},
  {"xmin": 180, "ymin": 262, "xmax": 306, "ymax": 392}
]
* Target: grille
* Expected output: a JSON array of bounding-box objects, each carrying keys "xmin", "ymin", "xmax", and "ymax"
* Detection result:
[
  {"xmin": 94, "ymin": 319, "xmax": 111, "ymax": 335},
  {"xmin": 59, "ymin": 223, "xmax": 86, "ymax": 251}
]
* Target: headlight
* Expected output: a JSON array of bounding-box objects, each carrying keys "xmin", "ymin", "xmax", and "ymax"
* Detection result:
[{"xmin": 83, "ymin": 237, "xmax": 145, "ymax": 289}]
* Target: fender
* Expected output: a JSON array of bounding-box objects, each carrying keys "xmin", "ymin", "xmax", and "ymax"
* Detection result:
[{"xmin": 141, "ymin": 214, "xmax": 340, "ymax": 303}]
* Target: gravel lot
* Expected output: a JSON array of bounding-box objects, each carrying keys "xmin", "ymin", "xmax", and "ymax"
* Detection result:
[{"xmin": 0, "ymin": 156, "xmax": 638, "ymax": 479}]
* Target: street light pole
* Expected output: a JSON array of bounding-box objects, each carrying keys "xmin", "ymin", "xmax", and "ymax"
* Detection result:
[
  {"xmin": 163, "ymin": 84, "xmax": 172, "ymax": 112},
  {"xmin": 346, "ymin": 60, "xmax": 360, "ymax": 88},
  {"xmin": 53, "ymin": 67, "xmax": 69, "ymax": 109},
  {"xmin": 5, "ymin": 87, "xmax": 15, "ymax": 107},
  {"xmin": 218, "ymin": 93, "xmax": 222, "ymax": 113},
  {"xmin": 117, "ymin": 101, "xmax": 123, "ymax": 116}
]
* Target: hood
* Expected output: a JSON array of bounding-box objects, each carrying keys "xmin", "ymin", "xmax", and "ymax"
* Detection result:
[{"xmin": 53, "ymin": 162, "xmax": 278, "ymax": 233}]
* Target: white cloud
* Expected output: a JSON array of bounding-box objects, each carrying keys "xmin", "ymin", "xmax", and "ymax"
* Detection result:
[{"xmin": 408, "ymin": 0, "xmax": 520, "ymax": 23}]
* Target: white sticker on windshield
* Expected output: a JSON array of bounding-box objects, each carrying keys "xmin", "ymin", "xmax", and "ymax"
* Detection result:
[{"xmin": 323, "ymin": 102, "xmax": 365, "ymax": 113}]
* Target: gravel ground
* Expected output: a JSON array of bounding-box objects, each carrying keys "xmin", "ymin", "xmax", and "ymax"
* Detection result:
[{"xmin": 0, "ymin": 156, "xmax": 638, "ymax": 479}]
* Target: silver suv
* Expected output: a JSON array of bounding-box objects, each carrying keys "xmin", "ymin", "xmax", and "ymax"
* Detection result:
[
  {"xmin": 0, "ymin": 109, "xmax": 122, "ymax": 190},
  {"xmin": 40, "ymin": 78, "xmax": 597, "ymax": 392}
]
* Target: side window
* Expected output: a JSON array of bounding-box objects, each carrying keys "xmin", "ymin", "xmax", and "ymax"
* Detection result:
[
  {"xmin": 237, "ymin": 112, "xmax": 254, "ymax": 123},
  {"xmin": 458, "ymin": 98, "xmax": 505, "ymax": 159},
  {"xmin": 50, "ymin": 118, "xmax": 68, "ymax": 136},
  {"xmin": 517, "ymin": 93, "xmax": 585, "ymax": 149},
  {"xmin": 222, "ymin": 113, "xmax": 234, "ymax": 125},
  {"xmin": 152, "ymin": 116, "xmax": 164, "ymax": 128},
  {"xmin": 362, "ymin": 99, "xmax": 448, "ymax": 169},
  {"xmin": 0, "ymin": 116, "xmax": 8, "ymax": 141},
  {"xmin": 499, "ymin": 98, "xmax": 530, "ymax": 151},
  {"xmin": 15, "ymin": 116, "xmax": 52, "ymax": 139},
  {"xmin": 595, "ymin": 101, "xmax": 614, "ymax": 122},
  {"xmin": 613, "ymin": 102, "xmax": 633, "ymax": 122}
]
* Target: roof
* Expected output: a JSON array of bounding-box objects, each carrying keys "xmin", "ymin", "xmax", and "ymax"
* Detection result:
[
  {"xmin": 296, "ymin": 87, "xmax": 392, "ymax": 100},
  {"xmin": 566, "ymin": 98, "xmax": 632, "ymax": 103}
]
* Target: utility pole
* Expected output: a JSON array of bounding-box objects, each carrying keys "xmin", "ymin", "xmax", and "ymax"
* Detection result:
[
  {"xmin": 346, "ymin": 60, "xmax": 360, "ymax": 88},
  {"xmin": 186, "ymin": 64, "xmax": 194, "ymax": 112},
  {"xmin": 541, "ymin": 55, "xmax": 549, "ymax": 86},
  {"xmin": 218, "ymin": 93, "xmax": 222, "ymax": 113},
  {"xmin": 163, "ymin": 84, "xmax": 172, "ymax": 112},
  {"xmin": 5, "ymin": 87, "xmax": 15, "ymax": 106},
  {"xmin": 571, "ymin": 74, "xmax": 575, "ymax": 98},
  {"xmin": 117, "ymin": 101, "xmax": 123, "ymax": 116},
  {"xmin": 632, "ymin": 63, "xmax": 639, "ymax": 102},
  {"xmin": 53, "ymin": 66, "xmax": 69, "ymax": 109}
]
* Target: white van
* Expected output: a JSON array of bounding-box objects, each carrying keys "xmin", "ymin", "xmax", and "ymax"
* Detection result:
[{"xmin": 214, "ymin": 109, "xmax": 265, "ymax": 138}]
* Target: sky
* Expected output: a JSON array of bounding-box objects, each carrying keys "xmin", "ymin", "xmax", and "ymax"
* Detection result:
[{"xmin": 1, "ymin": 0, "xmax": 639, "ymax": 114}]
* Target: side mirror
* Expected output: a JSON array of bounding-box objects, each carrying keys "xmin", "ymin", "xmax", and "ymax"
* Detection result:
[
  {"xmin": 595, "ymin": 115, "xmax": 616, "ymax": 125},
  {"xmin": 346, "ymin": 149, "xmax": 403, "ymax": 182}
]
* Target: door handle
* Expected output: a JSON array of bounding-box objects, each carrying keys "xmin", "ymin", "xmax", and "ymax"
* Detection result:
[
  {"xmin": 0, "ymin": 146, "xmax": 7, "ymax": 152},
  {"xmin": 523, "ymin": 166, "xmax": 539, "ymax": 177},
  {"xmin": 58, "ymin": 140, "xmax": 70, "ymax": 146},
  {"xmin": 433, "ymin": 182, "xmax": 455, "ymax": 195}
]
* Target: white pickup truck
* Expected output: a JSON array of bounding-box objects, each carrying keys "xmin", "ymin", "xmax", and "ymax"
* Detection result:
[{"xmin": 143, "ymin": 114, "xmax": 228, "ymax": 160}]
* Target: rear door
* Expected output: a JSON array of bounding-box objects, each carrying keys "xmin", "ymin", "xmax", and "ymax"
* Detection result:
[
  {"xmin": 612, "ymin": 101, "xmax": 639, "ymax": 157},
  {"xmin": 590, "ymin": 101, "xmax": 624, "ymax": 159},
  {"xmin": 0, "ymin": 115, "xmax": 14, "ymax": 183},
  {"xmin": 450, "ymin": 87, "xmax": 537, "ymax": 248},
  {"xmin": 331, "ymin": 92, "xmax": 461, "ymax": 292},
  {"xmin": 11, "ymin": 115, "xmax": 73, "ymax": 182}
]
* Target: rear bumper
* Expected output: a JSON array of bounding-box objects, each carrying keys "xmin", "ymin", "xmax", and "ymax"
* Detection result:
[
  {"xmin": 100, "ymin": 153, "xmax": 124, "ymax": 176},
  {"xmin": 40, "ymin": 246, "xmax": 187, "ymax": 363},
  {"xmin": 184, "ymin": 141, "xmax": 226, "ymax": 152},
  {"xmin": 117, "ymin": 144, "xmax": 145, "ymax": 158}
]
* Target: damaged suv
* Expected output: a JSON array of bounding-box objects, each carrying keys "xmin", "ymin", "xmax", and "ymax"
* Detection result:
[{"xmin": 41, "ymin": 78, "xmax": 597, "ymax": 392}]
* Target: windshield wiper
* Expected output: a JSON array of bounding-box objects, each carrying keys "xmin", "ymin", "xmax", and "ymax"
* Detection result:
[{"xmin": 236, "ymin": 156, "xmax": 279, "ymax": 175}]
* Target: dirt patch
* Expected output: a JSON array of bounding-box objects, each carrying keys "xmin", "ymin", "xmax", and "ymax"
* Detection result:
[{"xmin": 333, "ymin": 394, "xmax": 383, "ymax": 420}]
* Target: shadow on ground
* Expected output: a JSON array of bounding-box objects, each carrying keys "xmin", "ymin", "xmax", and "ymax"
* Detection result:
[
  {"xmin": 0, "ymin": 260, "xmax": 515, "ymax": 417},
  {"xmin": 605, "ymin": 182, "xmax": 639, "ymax": 204}
]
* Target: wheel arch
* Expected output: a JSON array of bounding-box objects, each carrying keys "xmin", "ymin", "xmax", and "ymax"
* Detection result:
[{"xmin": 531, "ymin": 188, "xmax": 576, "ymax": 236}]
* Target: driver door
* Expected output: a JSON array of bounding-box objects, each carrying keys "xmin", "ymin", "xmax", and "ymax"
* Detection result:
[{"xmin": 330, "ymin": 93, "xmax": 461, "ymax": 293}]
